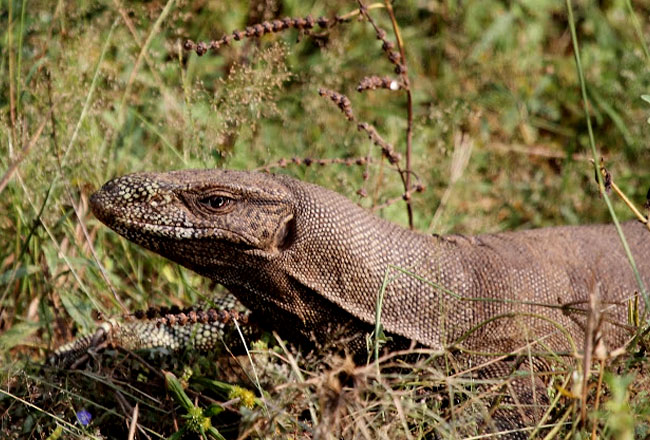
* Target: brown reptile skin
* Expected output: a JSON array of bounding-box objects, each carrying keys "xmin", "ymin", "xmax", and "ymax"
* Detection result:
[{"xmin": 87, "ymin": 169, "xmax": 650, "ymax": 437}]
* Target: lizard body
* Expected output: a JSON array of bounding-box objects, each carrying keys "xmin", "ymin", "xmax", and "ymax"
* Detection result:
[
  {"xmin": 88, "ymin": 169, "xmax": 649, "ymax": 356},
  {"xmin": 57, "ymin": 169, "xmax": 650, "ymax": 437}
]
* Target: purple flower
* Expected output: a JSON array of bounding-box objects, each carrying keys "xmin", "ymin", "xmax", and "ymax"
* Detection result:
[{"xmin": 76, "ymin": 409, "xmax": 92, "ymax": 426}]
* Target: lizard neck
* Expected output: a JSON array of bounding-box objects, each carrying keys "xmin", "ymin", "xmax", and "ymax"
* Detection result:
[{"xmin": 267, "ymin": 177, "xmax": 451, "ymax": 349}]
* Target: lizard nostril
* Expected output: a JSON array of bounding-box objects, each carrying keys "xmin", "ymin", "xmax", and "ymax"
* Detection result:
[
  {"xmin": 90, "ymin": 177, "xmax": 123, "ymax": 217},
  {"xmin": 104, "ymin": 176, "xmax": 122, "ymax": 192},
  {"xmin": 89, "ymin": 190, "xmax": 107, "ymax": 219}
]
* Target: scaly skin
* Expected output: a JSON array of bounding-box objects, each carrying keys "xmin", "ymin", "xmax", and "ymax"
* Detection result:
[
  {"xmin": 88, "ymin": 169, "xmax": 650, "ymax": 354},
  {"xmin": 79, "ymin": 168, "xmax": 650, "ymax": 437},
  {"xmin": 50, "ymin": 295, "xmax": 254, "ymax": 367}
]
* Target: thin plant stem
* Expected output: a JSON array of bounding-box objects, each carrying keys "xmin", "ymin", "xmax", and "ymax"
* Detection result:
[
  {"xmin": 340, "ymin": 2, "xmax": 385, "ymax": 21},
  {"xmin": 590, "ymin": 359, "xmax": 606, "ymax": 439},
  {"xmin": 603, "ymin": 170, "xmax": 650, "ymax": 228},
  {"xmin": 8, "ymin": 0, "xmax": 16, "ymax": 143},
  {"xmin": 62, "ymin": 19, "xmax": 118, "ymax": 165},
  {"xmin": 384, "ymin": 0, "xmax": 414, "ymax": 229},
  {"xmin": 359, "ymin": 1, "xmax": 415, "ymax": 228},
  {"xmin": 374, "ymin": 268, "xmax": 390, "ymax": 367},
  {"xmin": 117, "ymin": 0, "xmax": 176, "ymax": 128},
  {"xmin": 565, "ymin": 0, "xmax": 648, "ymax": 308},
  {"xmin": 624, "ymin": 0, "xmax": 650, "ymax": 65},
  {"xmin": 0, "ymin": 389, "xmax": 95, "ymax": 439},
  {"xmin": 16, "ymin": 0, "xmax": 27, "ymax": 115},
  {"xmin": 0, "ymin": 111, "xmax": 50, "ymax": 196}
]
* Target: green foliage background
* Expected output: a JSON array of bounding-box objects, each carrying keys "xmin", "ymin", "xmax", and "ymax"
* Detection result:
[{"xmin": 1, "ymin": 0, "xmax": 650, "ymax": 438}]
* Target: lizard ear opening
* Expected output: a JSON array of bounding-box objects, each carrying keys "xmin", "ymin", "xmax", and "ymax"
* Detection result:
[{"xmin": 274, "ymin": 215, "xmax": 296, "ymax": 251}]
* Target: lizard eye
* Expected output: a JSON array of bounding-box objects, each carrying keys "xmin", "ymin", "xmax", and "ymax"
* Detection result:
[{"xmin": 198, "ymin": 195, "xmax": 231, "ymax": 211}]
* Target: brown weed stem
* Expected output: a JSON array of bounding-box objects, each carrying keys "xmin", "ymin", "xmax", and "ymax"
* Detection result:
[
  {"xmin": 358, "ymin": 0, "xmax": 414, "ymax": 228},
  {"xmin": 597, "ymin": 160, "xmax": 650, "ymax": 231}
]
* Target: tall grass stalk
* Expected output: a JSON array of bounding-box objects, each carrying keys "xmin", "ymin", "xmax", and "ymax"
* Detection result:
[{"xmin": 565, "ymin": 0, "xmax": 649, "ymax": 308}]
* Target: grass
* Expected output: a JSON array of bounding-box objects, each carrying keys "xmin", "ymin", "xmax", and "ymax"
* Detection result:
[{"xmin": 1, "ymin": 0, "xmax": 650, "ymax": 438}]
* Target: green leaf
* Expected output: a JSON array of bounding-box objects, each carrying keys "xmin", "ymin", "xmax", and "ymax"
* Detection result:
[
  {"xmin": 207, "ymin": 426, "xmax": 226, "ymax": 440},
  {"xmin": 58, "ymin": 290, "xmax": 95, "ymax": 332},
  {"xmin": 166, "ymin": 427, "xmax": 187, "ymax": 440},
  {"xmin": 164, "ymin": 371, "xmax": 193, "ymax": 411},
  {"xmin": 0, "ymin": 266, "xmax": 40, "ymax": 285},
  {"xmin": 0, "ymin": 321, "xmax": 39, "ymax": 351}
]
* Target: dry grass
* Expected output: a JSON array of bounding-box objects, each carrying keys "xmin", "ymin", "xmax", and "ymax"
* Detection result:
[{"xmin": 2, "ymin": 0, "xmax": 650, "ymax": 438}]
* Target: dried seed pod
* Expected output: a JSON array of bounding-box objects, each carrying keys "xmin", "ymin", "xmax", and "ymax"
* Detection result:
[
  {"xmin": 594, "ymin": 165, "xmax": 612, "ymax": 194},
  {"xmin": 183, "ymin": 40, "xmax": 195, "ymax": 51},
  {"xmin": 253, "ymin": 23, "xmax": 265, "ymax": 36},
  {"xmin": 196, "ymin": 41, "xmax": 208, "ymax": 56},
  {"xmin": 357, "ymin": 122, "xmax": 401, "ymax": 165},
  {"xmin": 184, "ymin": 14, "xmax": 350, "ymax": 56},
  {"xmin": 318, "ymin": 88, "xmax": 355, "ymax": 121},
  {"xmin": 357, "ymin": 1, "xmax": 407, "ymax": 76},
  {"xmin": 271, "ymin": 19, "xmax": 284, "ymax": 31},
  {"xmin": 357, "ymin": 76, "xmax": 401, "ymax": 92},
  {"xmin": 260, "ymin": 156, "xmax": 370, "ymax": 172}
]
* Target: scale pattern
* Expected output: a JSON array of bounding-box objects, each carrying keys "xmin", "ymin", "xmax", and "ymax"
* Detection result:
[
  {"xmin": 51, "ymin": 295, "xmax": 252, "ymax": 367},
  {"xmin": 55, "ymin": 169, "xmax": 650, "ymax": 437},
  {"xmin": 87, "ymin": 169, "xmax": 650, "ymax": 354}
]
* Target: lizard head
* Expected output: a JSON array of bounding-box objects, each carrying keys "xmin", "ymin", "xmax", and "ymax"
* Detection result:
[
  {"xmin": 90, "ymin": 169, "xmax": 440, "ymax": 350},
  {"xmin": 90, "ymin": 169, "xmax": 296, "ymax": 276}
]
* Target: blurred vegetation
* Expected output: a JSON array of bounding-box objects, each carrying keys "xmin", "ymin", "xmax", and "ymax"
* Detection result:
[{"xmin": 1, "ymin": 0, "xmax": 650, "ymax": 438}]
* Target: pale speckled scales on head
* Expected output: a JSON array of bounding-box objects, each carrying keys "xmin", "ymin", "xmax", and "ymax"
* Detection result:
[{"xmin": 88, "ymin": 169, "xmax": 650, "ymax": 357}]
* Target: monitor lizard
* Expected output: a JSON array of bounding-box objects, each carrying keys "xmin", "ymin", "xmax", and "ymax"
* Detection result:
[{"xmin": 54, "ymin": 169, "xmax": 650, "ymax": 437}]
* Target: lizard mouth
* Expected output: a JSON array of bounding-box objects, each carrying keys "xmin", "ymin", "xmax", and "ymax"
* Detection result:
[
  {"xmin": 91, "ymin": 203, "xmax": 278, "ymax": 253},
  {"xmin": 104, "ymin": 216, "xmax": 257, "ymax": 245}
]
